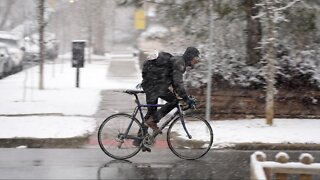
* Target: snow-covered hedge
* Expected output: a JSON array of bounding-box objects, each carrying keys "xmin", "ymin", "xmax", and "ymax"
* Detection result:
[
  {"xmin": 185, "ymin": 45, "xmax": 320, "ymax": 89},
  {"xmin": 277, "ymin": 49, "xmax": 320, "ymax": 88}
]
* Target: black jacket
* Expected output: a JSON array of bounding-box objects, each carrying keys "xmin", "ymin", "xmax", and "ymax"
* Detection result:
[
  {"xmin": 171, "ymin": 55, "xmax": 188, "ymax": 100},
  {"xmin": 141, "ymin": 47, "xmax": 199, "ymax": 101}
]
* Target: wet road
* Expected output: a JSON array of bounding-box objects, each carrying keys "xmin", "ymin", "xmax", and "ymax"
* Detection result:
[{"xmin": 1, "ymin": 148, "xmax": 320, "ymax": 179}]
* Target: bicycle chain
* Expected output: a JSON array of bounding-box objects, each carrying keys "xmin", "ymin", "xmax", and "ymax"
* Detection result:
[{"xmin": 142, "ymin": 134, "xmax": 155, "ymax": 148}]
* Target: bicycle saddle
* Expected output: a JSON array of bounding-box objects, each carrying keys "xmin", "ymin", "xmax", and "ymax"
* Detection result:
[{"xmin": 123, "ymin": 89, "xmax": 145, "ymax": 95}]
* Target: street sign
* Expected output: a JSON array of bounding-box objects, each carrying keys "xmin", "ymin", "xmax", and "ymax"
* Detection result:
[
  {"xmin": 72, "ymin": 40, "xmax": 86, "ymax": 88},
  {"xmin": 134, "ymin": 9, "xmax": 145, "ymax": 30},
  {"xmin": 72, "ymin": 40, "xmax": 85, "ymax": 68}
]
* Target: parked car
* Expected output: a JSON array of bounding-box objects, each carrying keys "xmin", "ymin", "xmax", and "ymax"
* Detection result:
[
  {"xmin": 23, "ymin": 32, "xmax": 59, "ymax": 62},
  {"xmin": 0, "ymin": 31, "xmax": 24, "ymax": 72},
  {"xmin": 23, "ymin": 36, "xmax": 39, "ymax": 62},
  {"xmin": 0, "ymin": 44, "xmax": 13, "ymax": 78}
]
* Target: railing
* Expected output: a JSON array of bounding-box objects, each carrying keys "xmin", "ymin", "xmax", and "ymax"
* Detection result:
[{"xmin": 250, "ymin": 151, "xmax": 320, "ymax": 180}]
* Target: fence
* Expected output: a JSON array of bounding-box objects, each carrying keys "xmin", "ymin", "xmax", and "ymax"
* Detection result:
[{"xmin": 250, "ymin": 151, "xmax": 320, "ymax": 180}]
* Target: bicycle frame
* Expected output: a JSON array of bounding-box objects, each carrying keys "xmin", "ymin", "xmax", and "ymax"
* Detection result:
[{"xmin": 125, "ymin": 93, "xmax": 192, "ymax": 139}]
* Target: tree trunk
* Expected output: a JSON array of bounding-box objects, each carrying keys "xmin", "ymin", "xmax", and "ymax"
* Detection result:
[
  {"xmin": 38, "ymin": 0, "xmax": 45, "ymax": 90},
  {"xmin": 93, "ymin": 0, "xmax": 106, "ymax": 55},
  {"xmin": 265, "ymin": 1, "xmax": 275, "ymax": 125},
  {"xmin": 244, "ymin": 0, "xmax": 262, "ymax": 66},
  {"xmin": 87, "ymin": 1, "xmax": 94, "ymax": 63},
  {"xmin": 0, "ymin": 0, "xmax": 16, "ymax": 29}
]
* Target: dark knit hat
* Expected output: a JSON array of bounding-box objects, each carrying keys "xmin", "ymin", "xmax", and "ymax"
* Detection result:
[{"xmin": 183, "ymin": 47, "xmax": 200, "ymax": 65}]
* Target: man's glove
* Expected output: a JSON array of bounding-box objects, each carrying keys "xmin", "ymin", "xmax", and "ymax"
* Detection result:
[{"xmin": 186, "ymin": 96, "xmax": 196, "ymax": 108}]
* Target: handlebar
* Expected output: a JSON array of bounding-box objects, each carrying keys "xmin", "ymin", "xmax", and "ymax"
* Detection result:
[
  {"xmin": 181, "ymin": 105, "xmax": 196, "ymax": 111},
  {"xmin": 179, "ymin": 96, "xmax": 197, "ymax": 111}
]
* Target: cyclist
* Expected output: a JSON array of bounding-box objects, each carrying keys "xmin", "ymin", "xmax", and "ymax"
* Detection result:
[{"xmin": 133, "ymin": 47, "xmax": 200, "ymax": 149}]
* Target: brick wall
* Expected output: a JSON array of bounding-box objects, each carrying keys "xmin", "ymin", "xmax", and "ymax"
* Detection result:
[{"xmin": 190, "ymin": 87, "xmax": 320, "ymax": 119}]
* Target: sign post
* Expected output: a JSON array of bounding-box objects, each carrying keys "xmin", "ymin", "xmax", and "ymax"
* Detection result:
[
  {"xmin": 206, "ymin": 0, "xmax": 214, "ymax": 122},
  {"xmin": 72, "ymin": 40, "xmax": 86, "ymax": 88}
]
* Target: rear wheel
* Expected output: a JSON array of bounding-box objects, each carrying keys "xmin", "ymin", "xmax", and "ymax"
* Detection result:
[
  {"xmin": 98, "ymin": 113, "xmax": 144, "ymax": 160},
  {"xmin": 167, "ymin": 115, "xmax": 213, "ymax": 160}
]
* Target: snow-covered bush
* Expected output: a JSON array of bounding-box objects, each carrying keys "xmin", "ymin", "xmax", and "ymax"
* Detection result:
[
  {"xmin": 185, "ymin": 47, "xmax": 266, "ymax": 89},
  {"xmin": 277, "ymin": 48, "xmax": 320, "ymax": 88},
  {"xmin": 185, "ymin": 45, "xmax": 320, "ymax": 90}
]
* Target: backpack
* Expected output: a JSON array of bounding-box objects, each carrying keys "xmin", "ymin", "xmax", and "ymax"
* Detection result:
[{"xmin": 141, "ymin": 52, "xmax": 173, "ymax": 90}]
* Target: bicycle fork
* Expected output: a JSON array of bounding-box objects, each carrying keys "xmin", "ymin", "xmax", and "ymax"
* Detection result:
[{"xmin": 177, "ymin": 105, "xmax": 192, "ymax": 139}]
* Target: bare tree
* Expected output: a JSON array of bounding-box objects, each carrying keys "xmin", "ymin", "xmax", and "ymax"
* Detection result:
[
  {"xmin": 84, "ymin": 1, "xmax": 94, "ymax": 63},
  {"xmin": 254, "ymin": 0, "xmax": 302, "ymax": 125},
  {"xmin": 0, "ymin": 0, "xmax": 16, "ymax": 30},
  {"xmin": 93, "ymin": 0, "xmax": 106, "ymax": 55},
  {"xmin": 243, "ymin": 0, "xmax": 262, "ymax": 66},
  {"xmin": 37, "ymin": 0, "xmax": 45, "ymax": 90},
  {"xmin": 265, "ymin": 1, "xmax": 276, "ymax": 125}
]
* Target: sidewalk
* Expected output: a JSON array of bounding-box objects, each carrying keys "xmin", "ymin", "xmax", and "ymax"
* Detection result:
[{"xmin": 0, "ymin": 54, "xmax": 320, "ymax": 149}]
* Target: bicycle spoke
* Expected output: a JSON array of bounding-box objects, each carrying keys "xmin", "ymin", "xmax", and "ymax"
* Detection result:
[
  {"xmin": 98, "ymin": 113, "xmax": 143, "ymax": 160},
  {"xmin": 167, "ymin": 115, "xmax": 213, "ymax": 160}
]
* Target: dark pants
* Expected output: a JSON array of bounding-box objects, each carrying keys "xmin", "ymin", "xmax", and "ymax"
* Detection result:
[{"xmin": 144, "ymin": 89, "xmax": 178, "ymax": 123}]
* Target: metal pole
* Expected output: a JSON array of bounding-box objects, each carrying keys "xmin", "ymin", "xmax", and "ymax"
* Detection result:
[
  {"xmin": 205, "ymin": 0, "xmax": 214, "ymax": 121},
  {"xmin": 76, "ymin": 67, "xmax": 80, "ymax": 88}
]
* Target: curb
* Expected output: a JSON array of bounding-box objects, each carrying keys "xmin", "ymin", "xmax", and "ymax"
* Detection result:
[
  {"xmin": 0, "ymin": 137, "xmax": 90, "ymax": 148},
  {"xmin": 2, "ymin": 137, "xmax": 320, "ymax": 150},
  {"xmin": 231, "ymin": 143, "xmax": 320, "ymax": 150}
]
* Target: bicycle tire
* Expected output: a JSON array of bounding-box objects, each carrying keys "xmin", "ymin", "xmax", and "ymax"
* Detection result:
[
  {"xmin": 167, "ymin": 115, "xmax": 213, "ymax": 160},
  {"xmin": 98, "ymin": 113, "xmax": 144, "ymax": 160}
]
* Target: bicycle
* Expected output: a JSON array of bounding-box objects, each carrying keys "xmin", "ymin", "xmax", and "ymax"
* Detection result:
[{"xmin": 98, "ymin": 89, "xmax": 214, "ymax": 160}]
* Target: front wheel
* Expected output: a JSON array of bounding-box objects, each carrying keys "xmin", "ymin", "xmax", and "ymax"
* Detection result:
[
  {"xmin": 98, "ymin": 113, "xmax": 144, "ymax": 160},
  {"xmin": 167, "ymin": 115, "xmax": 213, "ymax": 160}
]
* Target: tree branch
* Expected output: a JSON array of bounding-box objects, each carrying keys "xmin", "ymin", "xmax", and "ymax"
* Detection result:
[{"xmin": 274, "ymin": 0, "xmax": 301, "ymax": 11}]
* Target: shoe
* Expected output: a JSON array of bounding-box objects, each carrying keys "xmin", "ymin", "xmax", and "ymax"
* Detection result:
[
  {"xmin": 144, "ymin": 117, "xmax": 159, "ymax": 131},
  {"xmin": 132, "ymin": 129, "xmax": 143, "ymax": 147},
  {"xmin": 141, "ymin": 146, "xmax": 151, "ymax": 152}
]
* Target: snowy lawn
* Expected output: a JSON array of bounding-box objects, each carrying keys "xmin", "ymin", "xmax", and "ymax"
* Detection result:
[
  {"xmin": 0, "ymin": 56, "xmax": 141, "ymax": 138},
  {"xmin": 173, "ymin": 118, "xmax": 320, "ymax": 149},
  {"xmin": 0, "ymin": 116, "xmax": 95, "ymax": 138}
]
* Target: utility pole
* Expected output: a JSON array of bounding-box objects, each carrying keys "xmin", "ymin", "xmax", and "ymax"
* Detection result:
[
  {"xmin": 205, "ymin": 0, "xmax": 214, "ymax": 122},
  {"xmin": 38, "ymin": 0, "xmax": 45, "ymax": 90}
]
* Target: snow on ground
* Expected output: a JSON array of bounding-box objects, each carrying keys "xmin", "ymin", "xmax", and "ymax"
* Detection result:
[
  {"xmin": 0, "ymin": 54, "xmax": 319, "ymax": 147},
  {"xmin": 174, "ymin": 118, "xmax": 320, "ymax": 148},
  {"xmin": 0, "ymin": 55, "xmax": 141, "ymax": 138},
  {"xmin": 0, "ymin": 116, "xmax": 95, "ymax": 138}
]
